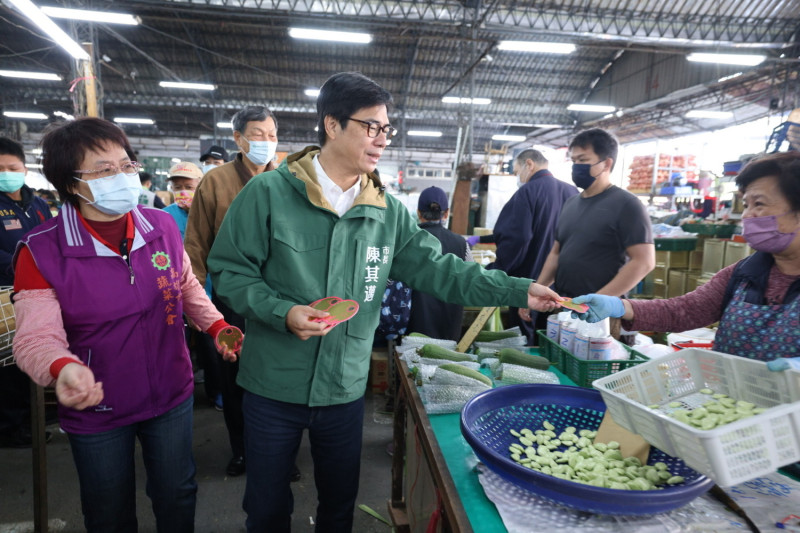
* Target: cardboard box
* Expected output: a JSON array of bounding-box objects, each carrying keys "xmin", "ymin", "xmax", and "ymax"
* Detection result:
[{"xmin": 370, "ymin": 349, "xmax": 389, "ymax": 394}]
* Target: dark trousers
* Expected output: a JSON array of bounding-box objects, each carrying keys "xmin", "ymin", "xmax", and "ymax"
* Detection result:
[
  {"xmin": 242, "ymin": 393, "xmax": 364, "ymax": 532},
  {"xmin": 0, "ymin": 365, "xmax": 31, "ymax": 437},
  {"xmin": 212, "ymin": 293, "xmax": 245, "ymax": 458}
]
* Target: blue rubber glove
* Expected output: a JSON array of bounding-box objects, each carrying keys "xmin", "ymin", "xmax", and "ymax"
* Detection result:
[
  {"xmin": 466, "ymin": 235, "xmax": 480, "ymax": 247},
  {"xmin": 767, "ymin": 357, "xmax": 800, "ymax": 372},
  {"xmin": 571, "ymin": 294, "xmax": 625, "ymax": 323}
]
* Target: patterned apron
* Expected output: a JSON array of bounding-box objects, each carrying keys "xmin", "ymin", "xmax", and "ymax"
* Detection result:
[{"xmin": 714, "ymin": 283, "xmax": 800, "ymax": 360}]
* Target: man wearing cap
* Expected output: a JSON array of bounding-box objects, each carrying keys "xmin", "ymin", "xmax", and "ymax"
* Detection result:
[
  {"xmin": 163, "ymin": 161, "xmax": 203, "ymax": 239},
  {"xmin": 184, "ymin": 105, "xmax": 285, "ymax": 478},
  {"xmin": 406, "ymin": 186, "xmax": 472, "ymax": 341},
  {"xmin": 199, "ymin": 145, "xmax": 229, "ymax": 175}
]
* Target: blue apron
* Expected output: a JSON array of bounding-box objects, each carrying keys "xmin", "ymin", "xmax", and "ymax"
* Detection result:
[{"xmin": 714, "ymin": 282, "xmax": 800, "ymax": 360}]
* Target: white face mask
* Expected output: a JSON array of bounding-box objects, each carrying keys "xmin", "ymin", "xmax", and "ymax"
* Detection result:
[
  {"xmin": 242, "ymin": 137, "xmax": 277, "ymax": 166},
  {"xmin": 201, "ymin": 163, "xmax": 217, "ymax": 175},
  {"xmin": 74, "ymin": 172, "xmax": 141, "ymax": 215}
]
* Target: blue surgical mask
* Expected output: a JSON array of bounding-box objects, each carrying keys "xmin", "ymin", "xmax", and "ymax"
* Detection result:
[
  {"xmin": 201, "ymin": 163, "xmax": 216, "ymax": 175},
  {"xmin": 74, "ymin": 172, "xmax": 141, "ymax": 215},
  {"xmin": 0, "ymin": 171, "xmax": 25, "ymax": 193},
  {"xmin": 571, "ymin": 160, "xmax": 605, "ymax": 190},
  {"xmin": 242, "ymin": 137, "xmax": 277, "ymax": 166}
]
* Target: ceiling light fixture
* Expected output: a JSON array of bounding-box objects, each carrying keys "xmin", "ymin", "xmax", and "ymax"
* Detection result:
[
  {"xmin": 304, "ymin": 89, "xmax": 320, "ymax": 97},
  {"xmin": 288, "ymin": 28, "xmax": 372, "ymax": 44},
  {"xmin": 533, "ymin": 124, "xmax": 563, "ymax": 129},
  {"xmin": 687, "ymin": 53, "xmax": 765, "ymax": 67},
  {"xmin": 113, "ymin": 117, "xmax": 155, "ymax": 125},
  {"xmin": 497, "ymin": 41, "xmax": 576, "ymax": 54},
  {"xmin": 407, "ymin": 130, "xmax": 442, "ymax": 137},
  {"xmin": 442, "ymin": 96, "xmax": 491, "ymax": 105},
  {"xmin": 567, "ymin": 103, "xmax": 616, "ymax": 113},
  {"xmin": 40, "ymin": 6, "xmax": 139, "ymax": 25},
  {"xmin": 0, "ymin": 69, "xmax": 61, "ymax": 81},
  {"xmin": 53, "ymin": 110, "xmax": 74, "ymax": 120},
  {"xmin": 685, "ymin": 109, "xmax": 734, "ymax": 119},
  {"xmin": 3, "ymin": 111, "xmax": 48, "ymax": 120},
  {"xmin": 216, "ymin": 122, "xmax": 233, "ymax": 129},
  {"xmin": 492, "ymin": 134, "xmax": 526, "ymax": 142},
  {"xmin": 717, "ymin": 72, "xmax": 743, "ymax": 83},
  {"xmin": 159, "ymin": 81, "xmax": 216, "ymax": 91},
  {"xmin": 7, "ymin": 0, "xmax": 90, "ymax": 60}
]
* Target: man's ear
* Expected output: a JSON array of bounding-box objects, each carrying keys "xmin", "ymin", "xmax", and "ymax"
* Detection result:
[{"xmin": 324, "ymin": 116, "xmax": 339, "ymax": 141}]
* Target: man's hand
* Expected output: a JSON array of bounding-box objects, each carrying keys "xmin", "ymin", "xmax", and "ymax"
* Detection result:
[
  {"xmin": 286, "ymin": 305, "xmax": 334, "ymax": 340},
  {"xmin": 518, "ymin": 307, "xmax": 533, "ymax": 322},
  {"xmin": 526, "ymin": 282, "xmax": 561, "ymax": 313},
  {"xmin": 55, "ymin": 363, "xmax": 104, "ymax": 410},
  {"xmin": 466, "ymin": 235, "xmax": 480, "ymax": 247}
]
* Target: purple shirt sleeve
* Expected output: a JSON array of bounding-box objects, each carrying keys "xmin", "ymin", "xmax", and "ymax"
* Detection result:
[{"xmin": 623, "ymin": 264, "xmax": 736, "ymax": 332}]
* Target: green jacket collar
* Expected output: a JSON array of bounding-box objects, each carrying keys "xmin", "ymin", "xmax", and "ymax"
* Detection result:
[{"xmin": 283, "ymin": 146, "xmax": 387, "ymax": 214}]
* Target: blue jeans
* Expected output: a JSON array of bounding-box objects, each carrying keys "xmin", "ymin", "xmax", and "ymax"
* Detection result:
[
  {"xmin": 242, "ymin": 392, "xmax": 365, "ymax": 532},
  {"xmin": 68, "ymin": 396, "xmax": 197, "ymax": 533}
]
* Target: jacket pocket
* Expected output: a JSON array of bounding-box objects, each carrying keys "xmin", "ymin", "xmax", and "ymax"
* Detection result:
[{"xmin": 271, "ymin": 225, "xmax": 329, "ymax": 299}]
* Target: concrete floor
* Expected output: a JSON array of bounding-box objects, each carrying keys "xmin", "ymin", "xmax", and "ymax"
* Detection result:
[{"xmin": 0, "ymin": 387, "xmax": 395, "ymax": 533}]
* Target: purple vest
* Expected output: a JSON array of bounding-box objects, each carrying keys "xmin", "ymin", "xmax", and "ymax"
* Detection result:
[{"xmin": 21, "ymin": 203, "xmax": 192, "ymax": 434}]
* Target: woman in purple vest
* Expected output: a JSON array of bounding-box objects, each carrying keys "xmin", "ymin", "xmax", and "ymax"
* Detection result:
[
  {"xmin": 11, "ymin": 118, "xmax": 242, "ymax": 533},
  {"xmin": 568, "ymin": 151, "xmax": 800, "ymax": 368}
]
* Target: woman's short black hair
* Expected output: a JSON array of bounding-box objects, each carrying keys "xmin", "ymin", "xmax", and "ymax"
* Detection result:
[
  {"xmin": 316, "ymin": 72, "xmax": 393, "ymax": 146},
  {"xmin": 40, "ymin": 117, "xmax": 135, "ymax": 207},
  {"xmin": 0, "ymin": 137, "xmax": 26, "ymax": 163},
  {"xmin": 736, "ymin": 151, "xmax": 800, "ymax": 212}
]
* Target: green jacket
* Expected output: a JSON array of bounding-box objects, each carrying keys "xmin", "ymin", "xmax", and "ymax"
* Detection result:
[{"xmin": 208, "ymin": 146, "xmax": 531, "ymax": 406}]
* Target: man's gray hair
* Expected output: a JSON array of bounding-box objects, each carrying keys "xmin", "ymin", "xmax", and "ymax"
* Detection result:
[
  {"xmin": 231, "ymin": 105, "xmax": 278, "ymax": 134},
  {"xmin": 515, "ymin": 148, "xmax": 548, "ymax": 166}
]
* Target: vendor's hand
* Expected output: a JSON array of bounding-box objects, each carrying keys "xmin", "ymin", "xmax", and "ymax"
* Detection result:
[
  {"xmin": 518, "ymin": 308, "xmax": 533, "ymax": 322},
  {"xmin": 286, "ymin": 305, "xmax": 333, "ymax": 341},
  {"xmin": 214, "ymin": 325, "xmax": 244, "ymax": 363},
  {"xmin": 55, "ymin": 363, "xmax": 104, "ymax": 410},
  {"xmin": 767, "ymin": 357, "xmax": 800, "ymax": 372},
  {"xmin": 526, "ymin": 283, "xmax": 561, "ymax": 313},
  {"xmin": 571, "ymin": 294, "xmax": 625, "ymax": 323},
  {"xmin": 466, "ymin": 235, "xmax": 480, "ymax": 247}
]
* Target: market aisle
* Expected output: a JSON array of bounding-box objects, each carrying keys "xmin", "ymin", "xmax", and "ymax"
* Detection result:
[{"xmin": 0, "ymin": 387, "xmax": 394, "ymax": 533}]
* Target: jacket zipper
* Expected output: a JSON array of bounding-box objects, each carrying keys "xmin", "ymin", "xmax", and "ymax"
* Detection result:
[{"xmin": 120, "ymin": 238, "xmax": 135, "ymax": 284}]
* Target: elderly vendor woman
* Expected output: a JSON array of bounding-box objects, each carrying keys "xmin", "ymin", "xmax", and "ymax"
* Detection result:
[{"xmin": 572, "ymin": 151, "xmax": 800, "ymax": 369}]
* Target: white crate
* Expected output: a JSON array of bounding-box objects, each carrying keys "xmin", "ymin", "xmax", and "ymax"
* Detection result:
[{"xmin": 593, "ymin": 348, "xmax": 800, "ymax": 486}]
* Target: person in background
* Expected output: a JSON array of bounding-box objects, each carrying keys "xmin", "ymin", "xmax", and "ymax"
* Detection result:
[
  {"xmin": 36, "ymin": 189, "xmax": 60, "ymax": 217},
  {"xmin": 163, "ymin": 161, "xmax": 224, "ymax": 411},
  {"xmin": 407, "ymin": 186, "xmax": 471, "ymax": 341},
  {"xmin": 0, "ymin": 137, "xmax": 53, "ymax": 448},
  {"xmin": 207, "ymin": 71, "xmax": 561, "ymax": 532},
  {"xmin": 11, "ymin": 117, "xmax": 242, "ymax": 531},
  {"xmin": 199, "ymin": 145, "xmax": 229, "ymax": 175},
  {"xmin": 184, "ymin": 105, "xmax": 295, "ymax": 479},
  {"xmin": 139, "ymin": 171, "xmax": 166, "ymax": 209},
  {"xmin": 533, "ymin": 128, "xmax": 655, "ymax": 336},
  {"xmin": 571, "ymin": 151, "xmax": 800, "ymax": 366},
  {"xmin": 468, "ymin": 149, "xmax": 577, "ymax": 343}
]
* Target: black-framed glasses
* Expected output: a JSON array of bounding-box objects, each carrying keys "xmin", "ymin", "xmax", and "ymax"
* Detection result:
[
  {"xmin": 347, "ymin": 117, "xmax": 398, "ymax": 140},
  {"xmin": 74, "ymin": 161, "xmax": 142, "ymax": 179}
]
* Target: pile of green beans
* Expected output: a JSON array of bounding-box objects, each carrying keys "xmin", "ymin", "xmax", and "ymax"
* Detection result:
[{"xmin": 651, "ymin": 389, "xmax": 766, "ymax": 430}]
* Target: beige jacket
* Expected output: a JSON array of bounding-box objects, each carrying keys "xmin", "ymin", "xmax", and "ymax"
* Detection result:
[{"xmin": 185, "ymin": 152, "xmax": 275, "ymax": 283}]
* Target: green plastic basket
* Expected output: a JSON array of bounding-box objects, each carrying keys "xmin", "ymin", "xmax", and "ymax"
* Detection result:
[
  {"xmin": 536, "ymin": 331, "xmax": 649, "ymax": 388},
  {"xmin": 654, "ymin": 237, "xmax": 697, "ymax": 251},
  {"xmin": 681, "ymin": 223, "xmax": 737, "ymax": 238}
]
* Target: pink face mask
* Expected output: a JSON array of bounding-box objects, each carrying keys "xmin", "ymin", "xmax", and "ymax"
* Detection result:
[
  {"xmin": 174, "ymin": 190, "xmax": 194, "ymax": 209},
  {"xmin": 742, "ymin": 211, "xmax": 799, "ymax": 254}
]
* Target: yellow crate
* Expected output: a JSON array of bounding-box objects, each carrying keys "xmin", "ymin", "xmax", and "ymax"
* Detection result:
[
  {"xmin": 689, "ymin": 250, "xmax": 704, "ymax": 271},
  {"xmin": 723, "ymin": 241, "xmax": 751, "ymax": 268},
  {"xmin": 667, "ymin": 270, "xmax": 688, "ymax": 298},
  {"xmin": 653, "ymin": 281, "xmax": 668, "ymax": 299},
  {"xmin": 655, "ymin": 251, "xmax": 689, "ymax": 269},
  {"xmin": 701, "ymin": 239, "xmax": 726, "ymax": 276},
  {"xmin": 652, "ymin": 265, "xmax": 668, "ymax": 284}
]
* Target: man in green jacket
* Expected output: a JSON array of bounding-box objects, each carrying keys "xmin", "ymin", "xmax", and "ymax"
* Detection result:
[{"xmin": 208, "ymin": 72, "xmax": 561, "ymax": 532}]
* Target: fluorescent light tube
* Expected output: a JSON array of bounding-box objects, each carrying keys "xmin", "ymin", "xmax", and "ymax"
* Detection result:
[
  {"xmin": 567, "ymin": 103, "xmax": 616, "ymax": 113},
  {"xmin": 3, "ymin": 111, "xmax": 48, "ymax": 120},
  {"xmin": 159, "ymin": 81, "xmax": 216, "ymax": 91},
  {"xmin": 407, "ymin": 130, "xmax": 442, "ymax": 137},
  {"xmin": 687, "ymin": 53, "xmax": 765, "ymax": 67},
  {"xmin": 717, "ymin": 72, "xmax": 743, "ymax": 83},
  {"xmin": 40, "ymin": 6, "xmax": 138, "ymax": 25},
  {"xmin": 113, "ymin": 117, "xmax": 154, "ymax": 125},
  {"xmin": 304, "ymin": 89, "xmax": 320, "ymax": 97},
  {"xmin": 498, "ymin": 41, "xmax": 575, "ymax": 54},
  {"xmin": 53, "ymin": 111, "xmax": 74, "ymax": 120},
  {"xmin": 0, "ymin": 69, "xmax": 61, "ymax": 81},
  {"xmin": 289, "ymin": 28, "xmax": 371, "ymax": 44},
  {"xmin": 7, "ymin": 0, "xmax": 90, "ymax": 60},
  {"xmin": 216, "ymin": 122, "xmax": 233, "ymax": 129},
  {"xmin": 533, "ymin": 124, "xmax": 562, "ymax": 129},
  {"xmin": 492, "ymin": 134, "xmax": 526, "ymax": 142},
  {"xmin": 685, "ymin": 110, "xmax": 734, "ymax": 119},
  {"xmin": 442, "ymin": 96, "xmax": 491, "ymax": 105}
]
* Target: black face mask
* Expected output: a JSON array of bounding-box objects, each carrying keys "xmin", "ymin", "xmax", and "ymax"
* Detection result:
[{"xmin": 571, "ymin": 159, "xmax": 606, "ymax": 189}]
